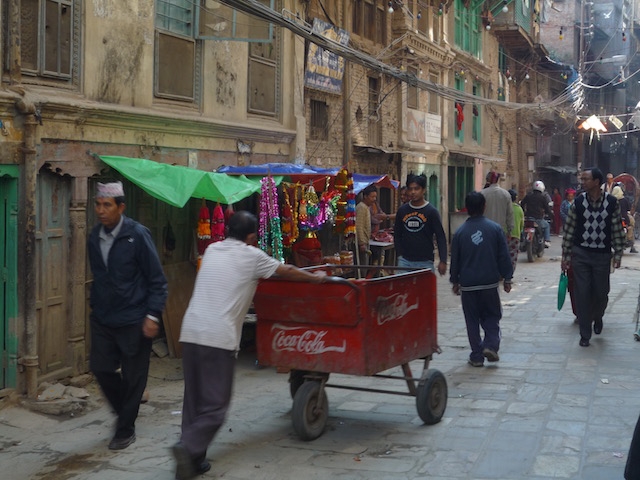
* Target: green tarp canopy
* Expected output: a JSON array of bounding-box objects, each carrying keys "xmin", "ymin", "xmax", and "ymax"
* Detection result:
[{"xmin": 98, "ymin": 156, "xmax": 274, "ymax": 207}]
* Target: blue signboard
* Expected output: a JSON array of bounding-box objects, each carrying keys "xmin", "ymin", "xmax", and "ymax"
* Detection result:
[{"xmin": 304, "ymin": 18, "xmax": 350, "ymax": 94}]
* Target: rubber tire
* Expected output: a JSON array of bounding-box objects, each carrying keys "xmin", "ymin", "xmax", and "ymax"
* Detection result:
[
  {"xmin": 537, "ymin": 245, "xmax": 544, "ymax": 258},
  {"xmin": 526, "ymin": 240, "xmax": 534, "ymax": 262},
  {"xmin": 635, "ymin": 213, "xmax": 640, "ymax": 240},
  {"xmin": 289, "ymin": 370, "xmax": 306, "ymax": 399},
  {"xmin": 416, "ymin": 369, "xmax": 448, "ymax": 425},
  {"xmin": 292, "ymin": 381, "xmax": 329, "ymax": 441}
]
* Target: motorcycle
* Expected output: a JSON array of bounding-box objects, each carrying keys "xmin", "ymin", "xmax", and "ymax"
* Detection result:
[{"xmin": 519, "ymin": 217, "xmax": 545, "ymax": 262}]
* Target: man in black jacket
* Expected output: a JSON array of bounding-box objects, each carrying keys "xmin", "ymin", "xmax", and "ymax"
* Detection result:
[{"xmin": 87, "ymin": 181, "xmax": 168, "ymax": 450}]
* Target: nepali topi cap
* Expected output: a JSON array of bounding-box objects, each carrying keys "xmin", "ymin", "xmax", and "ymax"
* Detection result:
[{"xmin": 96, "ymin": 181, "xmax": 125, "ymax": 198}]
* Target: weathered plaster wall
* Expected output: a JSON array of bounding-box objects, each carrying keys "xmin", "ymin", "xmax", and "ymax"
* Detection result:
[{"xmin": 85, "ymin": 0, "xmax": 155, "ymax": 106}]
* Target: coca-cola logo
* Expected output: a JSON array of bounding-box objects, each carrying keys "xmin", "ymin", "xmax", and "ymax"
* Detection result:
[
  {"xmin": 271, "ymin": 324, "xmax": 346, "ymax": 354},
  {"xmin": 375, "ymin": 293, "xmax": 419, "ymax": 325}
]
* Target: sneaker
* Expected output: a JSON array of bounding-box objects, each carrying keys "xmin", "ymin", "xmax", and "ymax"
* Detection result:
[
  {"xmin": 634, "ymin": 330, "xmax": 640, "ymax": 341},
  {"xmin": 544, "ymin": 241, "xmax": 551, "ymax": 248},
  {"xmin": 631, "ymin": 247, "xmax": 638, "ymax": 253},
  {"xmin": 482, "ymin": 348, "xmax": 500, "ymax": 362},
  {"xmin": 468, "ymin": 359, "xmax": 484, "ymax": 367},
  {"xmin": 579, "ymin": 337, "xmax": 590, "ymax": 347}
]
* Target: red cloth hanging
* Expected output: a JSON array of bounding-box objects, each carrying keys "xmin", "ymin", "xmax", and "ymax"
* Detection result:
[{"xmin": 455, "ymin": 102, "xmax": 464, "ymax": 131}]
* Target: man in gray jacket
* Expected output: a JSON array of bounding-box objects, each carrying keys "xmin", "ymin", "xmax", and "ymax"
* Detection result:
[{"xmin": 480, "ymin": 171, "xmax": 514, "ymax": 238}]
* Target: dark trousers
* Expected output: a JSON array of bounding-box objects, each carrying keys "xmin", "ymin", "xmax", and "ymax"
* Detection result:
[
  {"xmin": 626, "ymin": 412, "xmax": 640, "ymax": 479},
  {"xmin": 571, "ymin": 246, "xmax": 611, "ymax": 341},
  {"xmin": 461, "ymin": 288, "xmax": 502, "ymax": 362},
  {"xmin": 180, "ymin": 343, "xmax": 236, "ymax": 463},
  {"xmin": 90, "ymin": 320, "xmax": 152, "ymax": 439}
]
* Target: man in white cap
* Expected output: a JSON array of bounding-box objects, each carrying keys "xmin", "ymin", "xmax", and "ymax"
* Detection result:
[{"xmin": 87, "ymin": 181, "xmax": 168, "ymax": 450}]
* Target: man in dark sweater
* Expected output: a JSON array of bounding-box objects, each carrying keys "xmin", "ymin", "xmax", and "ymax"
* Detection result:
[
  {"xmin": 450, "ymin": 192, "xmax": 513, "ymax": 367},
  {"xmin": 393, "ymin": 174, "xmax": 447, "ymax": 275},
  {"xmin": 561, "ymin": 167, "xmax": 625, "ymax": 347}
]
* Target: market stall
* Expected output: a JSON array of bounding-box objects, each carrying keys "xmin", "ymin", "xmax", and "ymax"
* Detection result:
[{"xmin": 96, "ymin": 156, "xmax": 398, "ymax": 354}]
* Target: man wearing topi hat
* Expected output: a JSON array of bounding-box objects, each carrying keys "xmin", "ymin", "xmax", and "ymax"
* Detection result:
[{"xmin": 87, "ymin": 181, "xmax": 168, "ymax": 450}]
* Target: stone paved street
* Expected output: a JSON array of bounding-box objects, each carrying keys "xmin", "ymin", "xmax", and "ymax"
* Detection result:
[{"xmin": 2, "ymin": 239, "xmax": 640, "ymax": 479}]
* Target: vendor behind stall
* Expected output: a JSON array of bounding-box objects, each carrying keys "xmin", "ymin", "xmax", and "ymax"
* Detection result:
[{"xmin": 356, "ymin": 185, "xmax": 377, "ymax": 264}]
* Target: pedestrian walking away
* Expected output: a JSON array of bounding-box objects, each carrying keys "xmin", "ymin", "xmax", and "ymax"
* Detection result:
[
  {"xmin": 561, "ymin": 167, "xmax": 625, "ymax": 347},
  {"xmin": 450, "ymin": 192, "xmax": 513, "ymax": 367},
  {"xmin": 394, "ymin": 173, "xmax": 447, "ymax": 275},
  {"xmin": 173, "ymin": 211, "xmax": 327, "ymax": 480},
  {"xmin": 480, "ymin": 171, "xmax": 514, "ymax": 237},
  {"xmin": 508, "ymin": 189, "xmax": 524, "ymax": 275},
  {"xmin": 87, "ymin": 181, "xmax": 168, "ymax": 451}
]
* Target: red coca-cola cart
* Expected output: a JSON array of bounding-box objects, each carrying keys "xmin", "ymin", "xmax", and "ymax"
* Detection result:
[{"xmin": 253, "ymin": 266, "xmax": 447, "ymax": 441}]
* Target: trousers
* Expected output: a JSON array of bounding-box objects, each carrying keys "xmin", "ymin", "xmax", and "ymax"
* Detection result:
[
  {"xmin": 90, "ymin": 320, "xmax": 152, "ymax": 439},
  {"xmin": 180, "ymin": 343, "xmax": 236, "ymax": 463},
  {"xmin": 460, "ymin": 288, "xmax": 502, "ymax": 362},
  {"xmin": 570, "ymin": 245, "xmax": 611, "ymax": 341}
]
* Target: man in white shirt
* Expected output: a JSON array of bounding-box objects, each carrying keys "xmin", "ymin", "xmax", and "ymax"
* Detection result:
[{"xmin": 172, "ymin": 211, "xmax": 326, "ymax": 480}]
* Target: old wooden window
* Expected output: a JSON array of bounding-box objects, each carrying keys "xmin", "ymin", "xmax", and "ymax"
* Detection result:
[
  {"xmin": 310, "ymin": 100, "xmax": 329, "ymax": 140},
  {"xmin": 352, "ymin": 0, "xmax": 386, "ymax": 44},
  {"xmin": 407, "ymin": 66, "xmax": 418, "ymax": 110},
  {"xmin": 454, "ymin": 0, "xmax": 481, "ymax": 59},
  {"xmin": 428, "ymin": 71, "xmax": 439, "ymax": 114},
  {"xmin": 20, "ymin": 0, "xmax": 74, "ymax": 79},
  {"xmin": 248, "ymin": 32, "xmax": 279, "ymax": 116},
  {"xmin": 197, "ymin": 0, "xmax": 273, "ymax": 43},
  {"xmin": 155, "ymin": 0, "xmax": 199, "ymax": 101}
]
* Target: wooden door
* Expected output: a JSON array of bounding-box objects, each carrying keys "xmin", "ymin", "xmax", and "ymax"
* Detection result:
[
  {"xmin": 36, "ymin": 171, "xmax": 71, "ymax": 376},
  {"xmin": 0, "ymin": 172, "xmax": 18, "ymax": 388}
]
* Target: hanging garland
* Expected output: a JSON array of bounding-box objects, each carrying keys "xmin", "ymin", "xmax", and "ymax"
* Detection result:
[
  {"xmin": 259, "ymin": 176, "xmax": 284, "ymax": 262},
  {"xmin": 333, "ymin": 168, "xmax": 355, "ymax": 238},
  {"xmin": 344, "ymin": 172, "xmax": 356, "ymax": 238},
  {"xmin": 211, "ymin": 203, "xmax": 225, "ymax": 242},
  {"xmin": 281, "ymin": 187, "xmax": 299, "ymax": 248},
  {"xmin": 196, "ymin": 199, "xmax": 212, "ymax": 270}
]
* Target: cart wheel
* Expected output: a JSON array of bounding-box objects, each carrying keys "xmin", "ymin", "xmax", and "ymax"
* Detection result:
[
  {"xmin": 292, "ymin": 381, "xmax": 328, "ymax": 441},
  {"xmin": 289, "ymin": 370, "xmax": 307, "ymax": 399},
  {"xmin": 416, "ymin": 369, "xmax": 447, "ymax": 425}
]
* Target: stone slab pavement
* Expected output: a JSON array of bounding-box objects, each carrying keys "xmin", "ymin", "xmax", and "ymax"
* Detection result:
[{"xmin": 2, "ymin": 239, "xmax": 640, "ymax": 479}]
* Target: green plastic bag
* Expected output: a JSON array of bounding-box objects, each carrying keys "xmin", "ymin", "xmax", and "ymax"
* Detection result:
[{"xmin": 557, "ymin": 272, "xmax": 568, "ymax": 311}]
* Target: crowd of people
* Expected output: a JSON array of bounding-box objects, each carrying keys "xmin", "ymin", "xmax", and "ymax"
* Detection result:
[{"xmin": 88, "ymin": 167, "xmax": 639, "ymax": 479}]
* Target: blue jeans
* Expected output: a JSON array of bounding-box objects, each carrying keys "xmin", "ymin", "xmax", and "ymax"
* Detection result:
[
  {"xmin": 398, "ymin": 257, "xmax": 434, "ymax": 271},
  {"xmin": 536, "ymin": 218, "xmax": 551, "ymax": 241}
]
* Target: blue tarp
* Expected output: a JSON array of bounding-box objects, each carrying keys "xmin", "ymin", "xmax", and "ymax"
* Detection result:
[{"xmin": 218, "ymin": 163, "xmax": 399, "ymax": 194}]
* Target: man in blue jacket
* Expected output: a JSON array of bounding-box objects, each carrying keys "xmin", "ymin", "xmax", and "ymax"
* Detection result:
[
  {"xmin": 450, "ymin": 192, "xmax": 513, "ymax": 367},
  {"xmin": 87, "ymin": 181, "xmax": 168, "ymax": 450}
]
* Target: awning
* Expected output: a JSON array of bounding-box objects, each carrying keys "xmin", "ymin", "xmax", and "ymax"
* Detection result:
[
  {"xmin": 539, "ymin": 165, "xmax": 579, "ymax": 174},
  {"xmin": 448, "ymin": 150, "xmax": 506, "ymax": 163},
  {"xmin": 98, "ymin": 156, "xmax": 264, "ymax": 207},
  {"xmin": 218, "ymin": 163, "xmax": 399, "ymax": 194}
]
